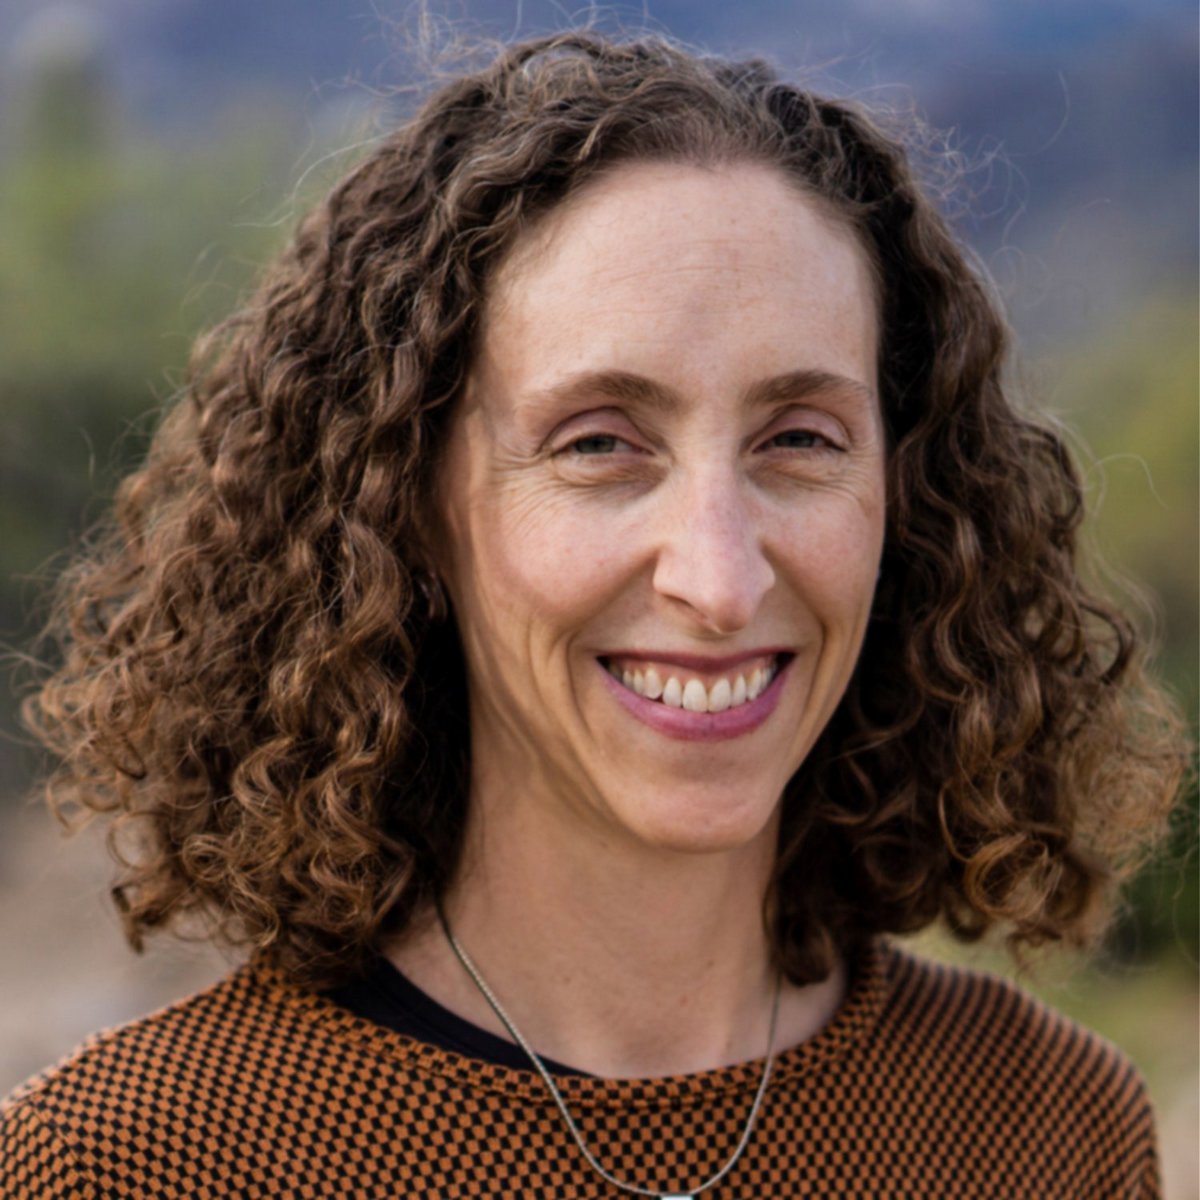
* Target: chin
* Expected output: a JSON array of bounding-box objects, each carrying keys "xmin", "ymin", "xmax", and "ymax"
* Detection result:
[{"xmin": 609, "ymin": 780, "xmax": 782, "ymax": 856}]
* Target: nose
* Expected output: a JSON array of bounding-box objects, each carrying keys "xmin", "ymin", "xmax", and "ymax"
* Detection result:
[{"xmin": 650, "ymin": 466, "xmax": 776, "ymax": 635}]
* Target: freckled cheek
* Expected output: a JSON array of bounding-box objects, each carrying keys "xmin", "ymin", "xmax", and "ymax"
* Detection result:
[
  {"xmin": 468, "ymin": 502, "xmax": 640, "ymax": 636},
  {"xmin": 774, "ymin": 501, "xmax": 884, "ymax": 624}
]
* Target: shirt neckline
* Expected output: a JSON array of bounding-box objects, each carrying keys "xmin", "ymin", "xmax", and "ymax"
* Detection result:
[
  {"xmin": 327, "ymin": 951, "xmax": 593, "ymax": 1076},
  {"xmin": 254, "ymin": 936, "xmax": 892, "ymax": 1107}
]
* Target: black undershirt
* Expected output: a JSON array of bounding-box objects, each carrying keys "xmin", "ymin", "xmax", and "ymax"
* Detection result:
[{"xmin": 328, "ymin": 956, "xmax": 590, "ymax": 1077}]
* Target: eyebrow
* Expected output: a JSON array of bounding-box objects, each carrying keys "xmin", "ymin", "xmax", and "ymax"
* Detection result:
[{"xmin": 530, "ymin": 367, "xmax": 877, "ymax": 414}]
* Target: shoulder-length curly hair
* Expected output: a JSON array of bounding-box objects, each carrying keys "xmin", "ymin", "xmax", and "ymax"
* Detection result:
[{"xmin": 26, "ymin": 31, "xmax": 1185, "ymax": 987}]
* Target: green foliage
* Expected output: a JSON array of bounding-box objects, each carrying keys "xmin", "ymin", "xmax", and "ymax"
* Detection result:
[
  {"xmin": 0, "ymin": 53, "xmax": 364, "ymax": 781},
  {"xmin": 1055, "ymin": 299, "xmax": 1199, "ymax": 665},
  {"xmin": 1045, "ymin": 299, "xmax": 1200, "ymax": 963},
  {"xmin": 0, "ymin": 65, "xmax": 343, "ymax": 635}
]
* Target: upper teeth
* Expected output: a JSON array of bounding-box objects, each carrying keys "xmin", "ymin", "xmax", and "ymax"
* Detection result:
[{"xmin": 612, "ymin": 660, "xmax": 777, "ymax": 712}]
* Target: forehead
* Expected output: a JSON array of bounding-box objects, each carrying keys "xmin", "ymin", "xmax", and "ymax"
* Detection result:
[{"xmin": 477, "ymin": 160, "xmax": 879, "ymax": 403}]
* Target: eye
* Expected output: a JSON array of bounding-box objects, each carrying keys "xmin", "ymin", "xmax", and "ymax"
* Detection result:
[
  {"xmin": 765, "ymin": 429, "xmax": 835, "ymax": 451},
  {"xmin": 572, "ymin": 434, "xmax": 619, "ymax": 455},
  {"xmin": 564, "ymin": 433, "xmax": 635, "ymax": 456}
]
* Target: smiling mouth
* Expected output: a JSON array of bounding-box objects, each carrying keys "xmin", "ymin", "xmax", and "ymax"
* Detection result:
[{"xmin": 599, "ymin": 653, "xmax": 788, "ymax": 713}]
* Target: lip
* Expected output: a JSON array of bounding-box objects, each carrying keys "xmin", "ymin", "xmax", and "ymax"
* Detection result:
[{"xmin": 597, "ymin": 653, "xmax": 792, "ymax": 743}]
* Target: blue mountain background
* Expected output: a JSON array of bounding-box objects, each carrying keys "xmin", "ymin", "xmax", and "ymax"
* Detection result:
[{"xmin": 2, "ymin": 0, "xmax": 1195, "ymax": 346}]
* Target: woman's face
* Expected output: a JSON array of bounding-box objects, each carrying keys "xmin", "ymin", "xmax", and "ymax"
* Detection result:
[{"xmin": 437, "ymin": 161, "xmax": 886, "ymax": 857}]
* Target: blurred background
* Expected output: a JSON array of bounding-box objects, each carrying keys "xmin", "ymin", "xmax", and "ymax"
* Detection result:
[{"xmin": 0, "ymin": 0, "xmax": 1195, "ymax": 1192}]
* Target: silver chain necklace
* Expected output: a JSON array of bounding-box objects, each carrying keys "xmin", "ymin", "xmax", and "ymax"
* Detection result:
[{"xmin": 439, "ymin": 908, "xmax": 782, "ymax": 1200}]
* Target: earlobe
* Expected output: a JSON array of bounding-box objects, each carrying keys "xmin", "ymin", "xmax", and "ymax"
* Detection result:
[
  {"xmin": 413, "ymin": 567, "xmax": 449, "ymax": 622},
  {"xmin": 409, "ymin": 494, "xmax": 455, "ymax": 623}
]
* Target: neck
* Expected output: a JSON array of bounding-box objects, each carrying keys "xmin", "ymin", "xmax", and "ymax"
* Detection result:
[{"xmin": 388, "ymin": 778, "xmax": 845, "ymax": 1079}]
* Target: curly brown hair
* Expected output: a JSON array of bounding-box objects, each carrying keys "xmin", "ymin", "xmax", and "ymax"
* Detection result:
[{"xmin": 25, "ymin": 31, "xmax": 1186, "ymax": 987}]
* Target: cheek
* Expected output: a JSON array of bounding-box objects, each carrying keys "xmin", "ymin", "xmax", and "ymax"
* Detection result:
[
  {"xmin": 773, "ymin": 490, "xmax": 885, "ymax": 619},
  {"xmin": 453, "ymin": 487, "xmax": 643, "ymax": 644}
]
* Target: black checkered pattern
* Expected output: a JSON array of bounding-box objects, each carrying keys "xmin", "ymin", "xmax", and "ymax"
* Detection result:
[{"xmin": 0, "ymin": 941, "xmax": 1159, "ymax": 1197}]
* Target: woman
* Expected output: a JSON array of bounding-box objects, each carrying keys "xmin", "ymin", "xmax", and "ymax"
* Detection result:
[{"xmin": 1, "ymin": 31, "xmax": 1185, "ymax": 1198}]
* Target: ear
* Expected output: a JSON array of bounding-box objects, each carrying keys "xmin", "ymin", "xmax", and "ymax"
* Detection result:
[
  {"xmin": 413, "ymin": 565, "xmax": 450, "ymax": 622},
  {"xmin": 407, "ymin": 426, "xmax": 463, "ymax": 624},
  {"xmin": 416, "ymin": 376, "xmax": 481, "ymax": 610}
]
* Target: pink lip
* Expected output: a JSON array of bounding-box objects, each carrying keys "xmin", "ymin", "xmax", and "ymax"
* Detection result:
[{"xmin": 597, "ymin": 655, "xmax": 792, "ymax": 743}]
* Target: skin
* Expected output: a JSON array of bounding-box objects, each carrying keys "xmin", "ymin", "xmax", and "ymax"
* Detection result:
[{"xmin": 389, "ymin": 160, "xmax": 886, "ymax": 1079}]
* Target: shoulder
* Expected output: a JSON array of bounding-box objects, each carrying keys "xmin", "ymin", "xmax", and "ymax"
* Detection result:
[
  {"xmin": 877, "ymin": 940, "xmax": 1150, "ymax": 1101},
  {"xmin": 867, "ymin": 940, "xmax": 1159, "ymax": 1193},
  {"xmin": 2, "ymin": 963, "xmax": 312, "ymax": 1110},
  {"xmin": 0, "ymin": 963, "xmax": 369, "ymax": 1197}
]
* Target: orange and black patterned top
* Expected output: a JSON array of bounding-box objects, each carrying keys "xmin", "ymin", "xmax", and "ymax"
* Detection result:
[{"xmin": 0, "ymin": 940, "xmax": 1158, "ymax": 1198}]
